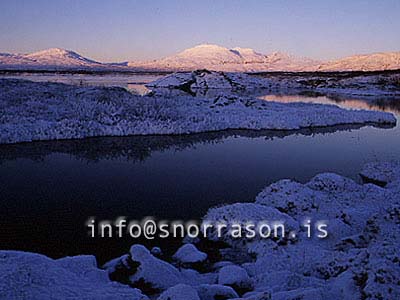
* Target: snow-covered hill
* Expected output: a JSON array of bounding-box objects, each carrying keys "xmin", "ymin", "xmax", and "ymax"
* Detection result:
[
  {"xmin": 318, "ymin": 51, "xmax": 400, "ymax": 71},
  {"xmin": 127, "ymin": 44, "xmax": 321, "ymax": 72},
  {"xmin": 0, "ymin": 48, "xmax": 104, "ymax": 70}
]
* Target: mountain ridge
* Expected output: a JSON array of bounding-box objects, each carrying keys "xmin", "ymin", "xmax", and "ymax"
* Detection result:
[{"xmin": 1, "ymin": 44, "xmax": 399, "ymax": 72}]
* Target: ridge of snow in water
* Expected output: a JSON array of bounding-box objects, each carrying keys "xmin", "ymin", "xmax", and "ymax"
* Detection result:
[
  {"xmin": 0, "ymin": 78, "xmax": 395, "ymax": 144},
  {"xmin": 148, "ymin": 69, "xmax": 400, "ymax": 99}
]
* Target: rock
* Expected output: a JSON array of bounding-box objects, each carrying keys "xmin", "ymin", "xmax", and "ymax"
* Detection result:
[
  {"xmin": 212, "ymin": 261, "xmax": 235, "ymax": 270},
  {"xmin": 157, "ymin": 284, "xmax": 200, "ymax": 300},
  {"xmin": 235, "ymin": 291, "xmax": 272, "ymax": 299},
  {"xmin": 129, "ymin": 245, "xmax": 183, "ymax": 293},
  {"xmin": 151, "ymin": 247, "xmax": 163, "ymax": 257},
  {"xmin": 203, "ymin": 203, "xmax": 298, "ymax": 244},
  {"xmin": 173, "ymin": 244, "xmax": 207, "ymax": 264},
  {"xmin": 360, "ymin": 161, "xmax": 400, "ymax": 187},
  {"xmin": 196, "ymin": 284, "xmax": 239, "ymax": 300},
  {"xmin": 272, "ymin": 288, "xmax": 325, "ymax": 300},
  {"xmin": 218, "ymin": 265, "xmax": 252, "ymax": 291},
  {"xmin": 102, "ymin": 254, "xmax": 139, "ymax": 284}
]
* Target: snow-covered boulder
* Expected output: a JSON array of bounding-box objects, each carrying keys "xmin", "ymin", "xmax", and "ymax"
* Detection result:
[
  {"xmin": 196, "ymin": 284, "xmax": 239, "ymax": 300},
  {"xmin": 128, "ymin": 245, "xmax": 184, "ymax": 292},
  {"xmin": 126, "ymin": 245, "xmax": 215, "ymax": 294},
  {"xmin": 218, "ymin": 265, "xmax": 252, "ymax": 291},
  {"xmin": 272, "ymin": 288, "xmax": 325, "ymax": 300},
  {"xmin": 235, "ymin": 291, "xmax": 272, "ymax": 299},
  {"xmin": 173, "ymin": 244, "xmax": 207, "ymax": 264},
  {"xmin": 0, "ymin": 251, "xmax": 148, "ymax": 300},
  {"xmin": 157, "ymin": 284, "xmax": 200, "ymax": 300},
  {"xmin": 203, "ymin": 203, "xmax": 298, "ymax": 244}
]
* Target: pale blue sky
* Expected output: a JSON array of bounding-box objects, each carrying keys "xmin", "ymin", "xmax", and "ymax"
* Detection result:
[{"xmin": 0, "ymin": 0, "xmax": 399, "ymax": 62}]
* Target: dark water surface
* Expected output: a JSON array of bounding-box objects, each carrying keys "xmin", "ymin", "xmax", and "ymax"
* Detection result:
[{"xmin": 1, "ymin": 74, "xmax": 399, "ymax": 263}]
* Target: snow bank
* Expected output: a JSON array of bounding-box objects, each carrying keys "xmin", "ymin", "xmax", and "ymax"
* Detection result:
[
  {"xmin": 0, "ymin": 251, "xmax": 148, "ymax": 299},
  {"xmin": 0, "ymin": 79, "xmax": 395, "ymax": 144}
]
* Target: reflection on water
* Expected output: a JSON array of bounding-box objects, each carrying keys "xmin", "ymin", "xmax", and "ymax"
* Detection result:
[{"xmin": 260, "ymin": 94, "xmax": 400, "ymax": 114}]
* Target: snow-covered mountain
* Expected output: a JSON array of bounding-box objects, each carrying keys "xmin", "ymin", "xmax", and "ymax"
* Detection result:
[
  {"xmin": 317, "ymin": 51, "xmax": 400, "ymax": 71},
  {"xmin": 1, "ymin": 45, "xmax": 399, "ymax": 72},
  {"xmin": 127, "ymin": 44, "xmax": 321, "ymax": 72},
  {"xmin": 0, "ymin": 48, "xmax": 104, "ymax": 70}
]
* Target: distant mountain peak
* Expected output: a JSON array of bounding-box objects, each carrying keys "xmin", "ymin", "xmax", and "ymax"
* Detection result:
[
  {"xmin": 317, "ymin": 51, "xmax": 400, "ymax": 71},
  {"xmin": 24, "ymin": 48, "xmax": 100, "ymax": 65},
  {"xmin": 26, "ymin": 48, "xmax": 75, "ymax": 57}
]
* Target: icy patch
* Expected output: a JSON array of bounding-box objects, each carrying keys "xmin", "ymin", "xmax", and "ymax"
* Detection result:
[{"xmin": 0, "ymin": 78, "xmax": 395, "ymax": 144}]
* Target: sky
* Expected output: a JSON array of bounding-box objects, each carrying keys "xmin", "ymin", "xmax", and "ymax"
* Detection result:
[{"xmin": 0, "ymin": 0, "xmax": 399, "ymax": 63}]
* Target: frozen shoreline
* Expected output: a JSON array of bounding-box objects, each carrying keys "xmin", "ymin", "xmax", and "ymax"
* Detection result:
[
  {"xmin": 0, "ymin": 78, "xmax": 396, "ymax": 145},
  {"xmin": 1, "ymin": 161, "xmax": 399, "ymax": 299}
]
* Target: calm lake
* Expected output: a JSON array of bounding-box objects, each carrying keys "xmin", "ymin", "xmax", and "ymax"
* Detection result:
[{"xmin": 1, "ymin": 73, "xmax": 399, "ymax": 263}]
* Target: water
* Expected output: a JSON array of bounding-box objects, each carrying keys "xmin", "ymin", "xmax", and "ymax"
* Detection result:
[
  {"xmin": 0, "ymin": 72, "xmax": 164, "ymax": 95},
  {"xmin": 0, "ymin": 73, "xmax": 399, "ymax": 263}
]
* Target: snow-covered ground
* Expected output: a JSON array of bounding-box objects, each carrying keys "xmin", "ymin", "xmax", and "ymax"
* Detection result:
[
  {"xmin": 2, "ymin": 161, "xmax": 399, "ymax": 299},
  {"xmin": 0, "ymin": 78, "xmax": 395, "ymax": 144}
]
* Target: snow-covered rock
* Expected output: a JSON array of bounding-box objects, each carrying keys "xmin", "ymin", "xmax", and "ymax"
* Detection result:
[
  {"xmin": 360, "ymin": 161, "xmax": 400, "ymax": 187},
  {"xmin": 196, "ymin": 284, "xmax": 239, "ymax": 300},
  {"xmin": 173, "ymin": 244, "xmax": 207, "ymax": 264},
  {"xmin": 122, "ymin": 245, "xmax": 215, "ymax": 294},
  {"xmin": 0, "ymin": 251, "xmax": 148, "ymax": 299},
  {"xmin": 128, "ymin": 245, "xmax": 184, "ymax": 291},
  {"xmin": 218, "ymin": 265, "xmax": 252, "ymax": 290},
  {"xmin": 203, "ymin": 203, "xmax": 299, "ymax": 243},
  {"xmin": 0, "ymin": 79, "xmax": 395, "ymax": 145},
  {"xmin": 157, "ymin": 284, "xmax": 200, "ymax": 300}
]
